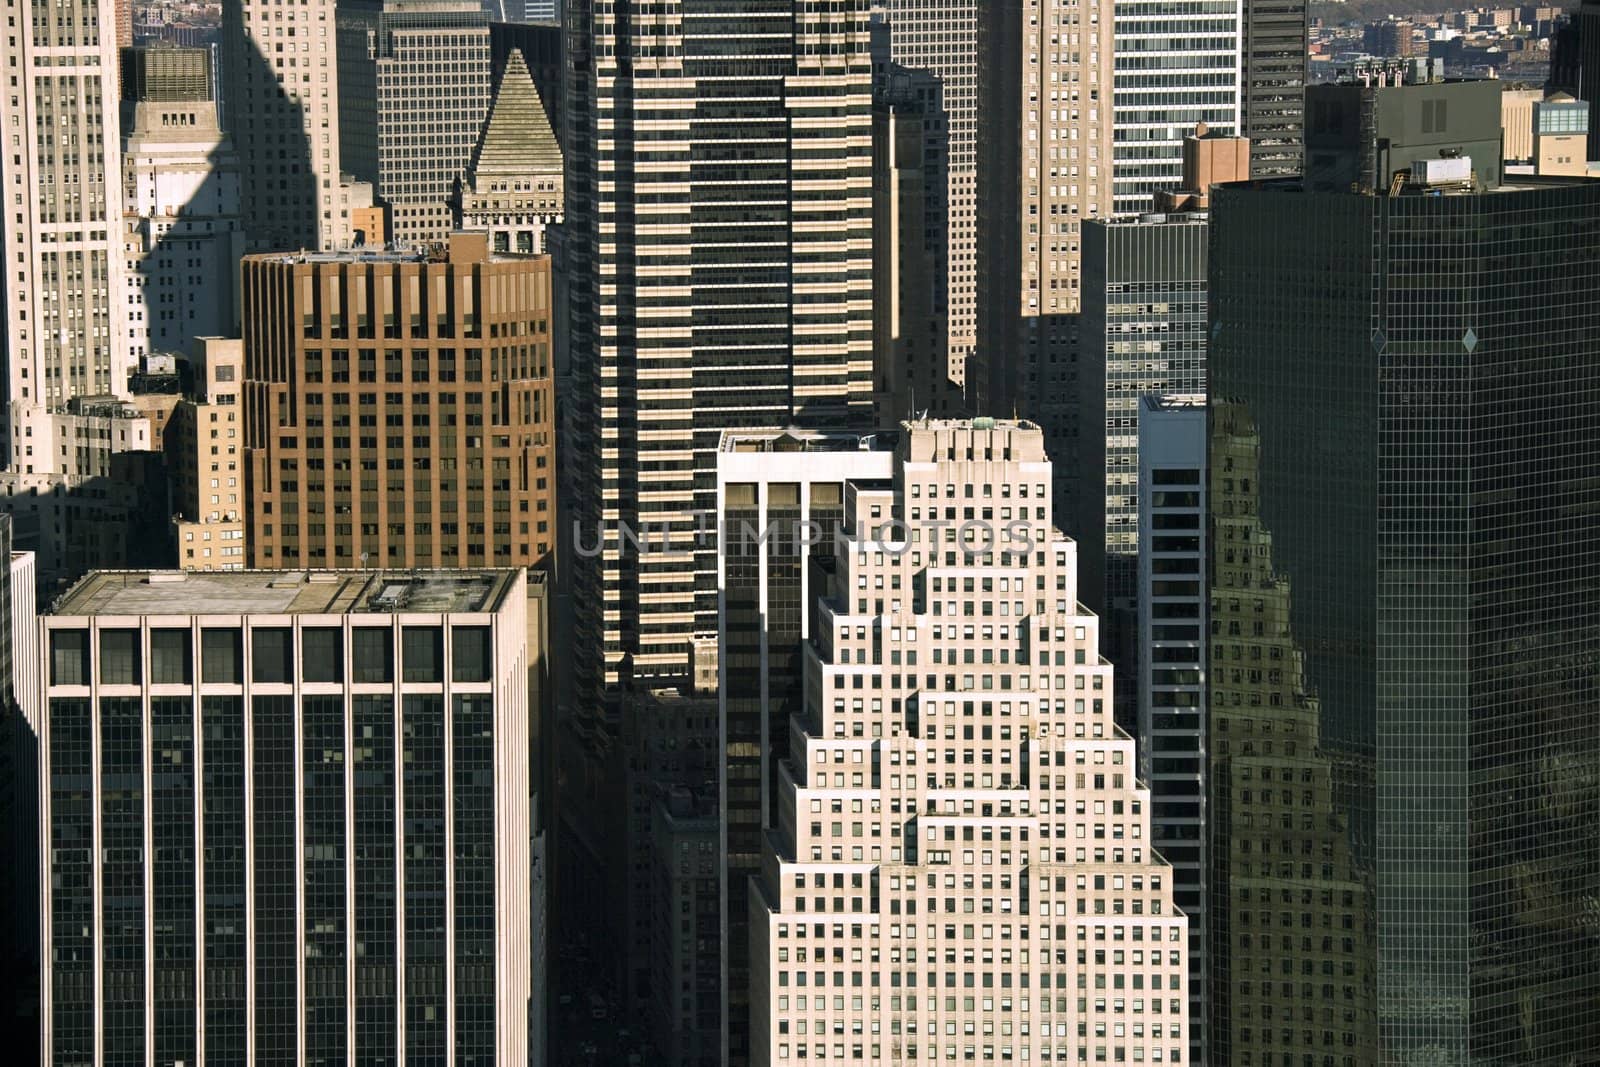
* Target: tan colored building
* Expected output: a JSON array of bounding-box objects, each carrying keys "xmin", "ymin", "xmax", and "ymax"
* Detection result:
[
  {"xmin": 242, "ymin": 232, "xmax": 555, "ymax": 571},
  {"xmin": 749, "ymin": 419, "xmax": 1189, "ymax": 1066},
  {"xmin": 170, "ymin": 337, "xmax": 247, "ymax": 570},
  {"xmin": 454, "ymin": 49, "xmax": 564, "ymax": 256},
  {"xmin": 1156, "ymin": 124, "xmax": 1252, "ymax": 212},
  {"xmin": 1501, "ymin": 85, "xmax": 1543, "ymax": 162}
]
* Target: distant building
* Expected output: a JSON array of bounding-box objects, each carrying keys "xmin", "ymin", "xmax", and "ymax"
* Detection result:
[
  {"xmin": 454, "ymin": 50, "xmax": 564, "ymax": 256},
  {"xmin": 242, "ymin": 233, "xmax": 556, "ymax": 571},
  {"xmin": 1363, "ymin": 20, "xmax": 1416, "ymax": 58},
  {"xmin": 1241, "ymin": 0, "xmax": 1310, "ymax": 175},
  {"xmin": 337, "ymin": 0, "xmax": 493, "ymax": 246},
  {"xmin": 40, "ymin": 568, "xmax": 540, "ymax": 1064},
  {"xmin": 120, "ymin": 45, "xmax": 245, "ymax": 363},
  {"xmin": 169, "ymin": 338, "xmax": 247, "ymax": 570}
]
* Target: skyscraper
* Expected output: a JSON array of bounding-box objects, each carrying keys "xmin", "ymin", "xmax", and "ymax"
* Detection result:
[
  {"xmin": 1111, "ymin": 0, "xmax": 1242, "ymax": 213},
  {"xmin": 976, "ymin": 0, "xmax": 1113, "ymax": 416},
  {"xmin": 1579, "ymin": 0, "xmax": 1600, "ymax": 161},
  {"xmin": 562, "ymin": 0, "xmax": 877, "ymax": 1002},
  {"xmin": 41, "ymin": 567, "xmax": 539, "ymax": 1063},
  {"xmin": 2, "ymin": 0, "xmax": 132, "ymax": 455},
  {"xmin": 241, "ymin": 233, "xmax": 556, "ymax": 571},
  {"xmin": 1134, "ymin": 393, "xmax": 1208, "ymax": 1065},
  {"xmin": 0, "ymin": 518, "xmax": 39, "ymax": 1063},
  {"xmin": 120, "ymin": 45, "xmax": 246, "ymax": 362},
  {"xmin": 565, "ymin": 0, "xmax": 875, "ymax": 708},
  {"xmin": 878, "ymin": 0, "xmax": 979, "ymax": 394},
  {"xmin": 337, "ymin": 0, "xmax": 493, "ymax": 246},
  {"xmin": 718, "ymin": 427, "xmax": 897, "ymax": 1063},
  {"xmin": 747, "ymin": 418, "xmax": 1190, "ymax": 1066},
  {"xmin": 223, "ymin": 0, "xmax": 348, "ymax": 251},
  {"xmin": 1240, "ymin": 0, "xmax": 1309, "ymax": 176},
  {"xmin": 454, "ymin": 50, "xmax": 565, "ymax": 256},
  {"xmin": 1208, "ymin": 74, "xmax": 1600, "ymax": 1063},
  {"xmin": 1075, "ymin": 210, "xmax": 1210, "ymax": 680}
]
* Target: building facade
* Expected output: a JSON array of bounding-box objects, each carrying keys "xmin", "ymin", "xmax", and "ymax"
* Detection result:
[
  {"xmin": 120, "ymin": 45, "xmax": 246, "ymax": 364},
  {"xmin": 1111, "ymin": 0, "xmax": 1242, "ymax": 213},
  {"xmin": 976, "ymin": 0, "xmax": 1114, "ymax": 417},
  {"xmin": 40, "ymin": 567, "xmax": 537, "ymax": 1064},
  {"xmin": 1134, "ymin": 393, "xmax": 1207, "ymax": 1065},
  {"xmin": 242, "ymin": 233, "xmax": 556, "ymax": 572},
  {"xmin": 454, "ymin": 50, "xmax": 564, "ymax": 256},
  {"xmin": 718, "ymin": 428, "xmax": 897, "ymax": 1063},
  {"xmin": 748, "ymin": 419, "xmax": 1190, "ymax": 1066},
  {"xmin": 1207, "ymin": 79, "xmax": 1600, "ymax": 1060},
  {"xmin": 2, "ymin": 0, "xmax": 132, "ymax": 459},
  {"xmin": 337, "ymin": 0, "xmax": 493, "ymax": 247},
  {"xmin": 878, "ymin": 0, "xmax": 978, "ymax": 394},
  {"xmin": 223, "ymin": 0, "xmax": 349, "ymax": 251},
  {"xmin": 1240, "ymin": 0, "xmax": 1308, "ymax": 176},
  {"xmin": 170, "ymin": 337, "xmax": 247, "ymax": 570}
]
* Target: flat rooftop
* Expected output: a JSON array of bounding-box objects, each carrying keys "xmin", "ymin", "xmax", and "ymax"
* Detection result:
[
  {"xmin": 52, "ymin": 569, "xmax": 521, "ymax": 618},
  {"xmin": 721, "ymin": 427, "xmax": 901, "ymax": 454}
]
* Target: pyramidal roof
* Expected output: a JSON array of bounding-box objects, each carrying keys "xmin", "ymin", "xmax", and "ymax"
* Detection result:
[{"xmin": 468, "ymin": 50, "xmax": 562, "ymax": 181}]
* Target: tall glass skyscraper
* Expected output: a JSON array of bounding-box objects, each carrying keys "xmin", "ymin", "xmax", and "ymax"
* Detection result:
[{"xmin": 1208, "ymin": 76, "xmax": 1600, "ymax": 1064}]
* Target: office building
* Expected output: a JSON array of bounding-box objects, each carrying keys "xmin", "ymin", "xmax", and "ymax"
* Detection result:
[
  {"xmin": 1075, "ymin": 211, "xmax": 1210, "ymax": 705},
  {"xmin": 454, "ymin": 50, "xmax": 564, "ymax": 256},
  {"xmin": 648, "ymin": 784, "xmax": 721, "ymax": 1067},
  {"xmin": 120, "ymin": 45, "xmax": 246, "ymax": 363},
  {"xmin": 1135, "ymin": 394, "xmax": 1207, "ymax": 1066},
  {"xmin": 40, "ymin": 567, "xmax": 538, "ymax": 1064},
  {"xmin": 748, "ymin": 419, "xmax": 1190, "ymax": 1066},
  {"xmin": 718, "ymin": 428, "xmax": 897, "ymax": 1063},
  {"xmin": 877, "ymin": 2, "xmax": 977, "ymax": 394},
  {"xmin": 2, "ymin": 0, "xmax": 132, "ymax": 459},
  {"xmin": 975, "ymin": 0, "xmax": 1113, "ymax": 415},
  {"xmin": 562, "ymin": 0, "xmax": 876, "ymax": 1016},
  {"xmin": 872, "ymin": 60, "xmax": 960, "ymax": 422},
  {"xmin": 337, "ymin": 0, "xmax": 493, "ymax": 247},
  {"xmin": 1501, "ymin": 85, "xmax": 1544, "ymax": 162},
  {"xmin": 1580, "ymin": 0, "xmax": 1600, "ymax": 161},
  {"xmin": 1304, "ymin": 73, "xmax": 1503, "ymax": 193},
  {"xmin": 1111, "ymin": 0, "xmax": 1242, "ymax": 213},
  {"xmin": 1240, "ymin": 0, "xmax": 1309, "ymax": 176},
  {"xmin": 169, "ymin": 338, "xmax": 247, "ymax": 570},
  {"xmin": 0, "ymin": 520, "xmax": 39, "ymax": 1062},
  {"xmin": 565, "ymin": 0, "xmax": 875, "ymax": 705},
  {"xmin": 241, "ymin": 233, "xmax": 556, "ymax": 571},
  {"xmin": 1363, "ymin": 20, "xmax": 1416, "ymax": 58},
  {"xmin": 223, "ymin": 0, "xmax": 349, "ymax": 251},
  {"xmin": 1207, "ymin": 74, "xmax": 1600, "ymax": 1063}
]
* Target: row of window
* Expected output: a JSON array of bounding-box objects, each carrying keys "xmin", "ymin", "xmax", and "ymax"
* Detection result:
[{"xmin": 48, "ymin": 624, "xmax": 493, "ymax": 687}]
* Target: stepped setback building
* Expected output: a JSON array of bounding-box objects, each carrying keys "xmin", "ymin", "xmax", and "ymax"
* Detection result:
[{"xmin": 748, "ymin": 420, "xmax": 1189, "ymax": 1066}]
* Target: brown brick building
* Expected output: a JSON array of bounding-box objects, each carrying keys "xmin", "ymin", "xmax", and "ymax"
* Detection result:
[{"xmin": 242, "ymin": 232, "xmax": 555, "ymax": 571}]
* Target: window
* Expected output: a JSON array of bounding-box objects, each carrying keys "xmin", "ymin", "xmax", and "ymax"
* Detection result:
[
  {"xmin": 50, "ymin": 629, "xmax": 90, "ymax": 686},
  {"xmin": 352, "ymin": 627, "xmax": 393, "ymax": 683},
  {"xmin": 201, "ymin": 628, "xmax": 243, "ymax": 684},
  {"xmin": 403, "ymin": 626, "xmax": 443, "ymax": 682},
  {"xmin": 452, "ymin": 626, "xmax": 491, "ymax": 682},
  {"xmin": 252, "ymin": 627, "xmax": 293, "ymax": 684},
  {"xmin": 99, "ymin": 629, "xmax": 141, "ymax": 685},
  {"xmin": 150, "ymin": 629, "xmax": 191, "ymax": 684},
  {"xmin": 302, "ymin": 627, "xmax": 343, "ymax": 683}
]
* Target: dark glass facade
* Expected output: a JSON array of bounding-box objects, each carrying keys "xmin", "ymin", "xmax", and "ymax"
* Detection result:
[{"xmin": 1209, "ymin": 176, "xmax": 1600, "ymax": 1064}]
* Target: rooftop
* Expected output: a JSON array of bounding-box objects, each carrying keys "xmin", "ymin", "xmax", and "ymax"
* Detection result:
[
  {"xmin": 721, "ymin": 427, "xmax": 901, "ymax": 453},
  {"xmin": 53, "ymin": 569, "xmax": 522, "ymax": 618}
]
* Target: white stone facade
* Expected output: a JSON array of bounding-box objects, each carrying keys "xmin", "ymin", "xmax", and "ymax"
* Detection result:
[{"xmin": 750, "ymin": 420, "xmax": 1189, "ymax": 1065}]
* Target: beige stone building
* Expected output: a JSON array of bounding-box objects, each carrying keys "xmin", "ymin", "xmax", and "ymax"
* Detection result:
[
  {"xmin": 749, "ymin": 420, "xmax": 1189, "ymax": 1066},
  {"xmin": 241, "ymin": 232, "xmax": 556, "ymax": 571},
  {"xmin": 170, "ymin": 337, "xmax": 247, "ymax": 570}
]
